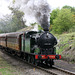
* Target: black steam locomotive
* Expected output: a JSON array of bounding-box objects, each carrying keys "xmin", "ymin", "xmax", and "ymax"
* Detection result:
[{"xmin": 0, "ymin": 30, "xmax": 61, "ymax": 67}]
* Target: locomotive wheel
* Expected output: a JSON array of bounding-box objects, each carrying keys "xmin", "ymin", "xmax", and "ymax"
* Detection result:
[
  {"xmin": 31, "ymin": 56, "xmax": 35, "ymax": 64},
  {"xmin": 49, "ymin": 60, "xmax": 53, "ymax": 67},
  {"xmin": 35, "ymin": 60, "xmax": 39, "ymax": 66},
  {"xmin": 25, "ymin": 54, "xmax": 28, "ymax": 62},
  {"xmin": 46, "ymin": 60, "xmax": 53, "ymax": 67},
  {"xmin": 28, "ymin": 55, "xmax": 31, "ymax": 63},
  {"xmin": 50, "ymin": 63, "xmax": 52, "ymax": 67},
  {"xmin": 47, "ymin": 63, "xmax": 52, "ymax": 67}
]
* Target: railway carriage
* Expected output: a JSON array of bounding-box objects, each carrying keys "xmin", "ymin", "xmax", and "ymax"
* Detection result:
[
  {"xmin": 0, "ymin": 31, "xmax": 61, "ymax": 67},
  {"xmin": 6, "ymin": 32, "xmax": 22, "ymax": 51},
  {"xmin": 0, "ymin": 34, "xmax": 7, "ymax": 48}
]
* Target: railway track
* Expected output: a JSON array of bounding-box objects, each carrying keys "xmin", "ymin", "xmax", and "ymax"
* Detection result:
[
  {"xmin": 1, "ymin": 49, "xmax": 75, "ymax": 75},
  {"xmin": 34, "ymin": 64, "xmax": 75, "ymax": 75}
]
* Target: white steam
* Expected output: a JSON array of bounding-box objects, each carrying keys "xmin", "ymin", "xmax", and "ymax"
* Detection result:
[{"xmin": 11, "ymin": 0, "xmax": 51, "ymax": 30}]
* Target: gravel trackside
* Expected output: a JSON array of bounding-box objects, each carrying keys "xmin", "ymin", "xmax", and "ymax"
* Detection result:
[{"xmin": 0, "ymin": 50, "xmax": 51, "ymax": 75}]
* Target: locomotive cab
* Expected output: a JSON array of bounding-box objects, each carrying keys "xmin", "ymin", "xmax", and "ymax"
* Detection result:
[{"xmin": 21, "ymin": 31, "xmax": 37, "ymax": 53}]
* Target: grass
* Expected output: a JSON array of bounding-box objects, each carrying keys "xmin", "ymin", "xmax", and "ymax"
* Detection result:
[
  {"xmin": 55, "ymin": 32, "xmax": 75, "ymax": 54},
  {"xmin": 0, "ymin": 56, "xmax": 20, "ymax": 75},
  {"xmin": 52, "ymin": 32, "xmax": 75, "ymax": 62}
]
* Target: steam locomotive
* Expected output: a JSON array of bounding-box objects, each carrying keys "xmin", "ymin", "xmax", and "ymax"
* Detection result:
[{"xmin": 0, "ymin": 30, "xmax": 61, "ymax": 67}]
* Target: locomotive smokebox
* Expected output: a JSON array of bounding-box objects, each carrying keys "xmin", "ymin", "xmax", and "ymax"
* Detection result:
[{"xmin": 37, "ymin": 31, "xmax": 57, "ymax": 49}]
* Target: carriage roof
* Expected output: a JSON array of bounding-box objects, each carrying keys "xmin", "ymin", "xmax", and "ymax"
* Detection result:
[{"xmin": 0, "ymin": 31, "xmax": 37, "ymax": 38}]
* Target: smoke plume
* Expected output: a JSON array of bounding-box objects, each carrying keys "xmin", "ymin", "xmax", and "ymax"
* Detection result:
[{"xmin": 11, "ymin": 0, "xmax": 51, "ymax": 31}]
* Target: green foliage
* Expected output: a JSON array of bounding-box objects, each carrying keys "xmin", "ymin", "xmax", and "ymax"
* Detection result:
[
  {"xmin": 63, "ymin": 5, "xmax": 75, "ymax": 14},
  {"xmin": 31, "ymin": 22, "xmax": 43, "ymax": 31},
  {"xmin": 63, "ymin": 5, "xmax": 72, "ymax": 9},
  {"xmin": 0, "ymin": 56, "xmax": 21, "ymax": 74},
  {"xmin": 56, "ymin": 32, "xmax": 75, "ymax": 62},
  {"xmin": 38, "ymin": 25, "xmax": 43, "ymax": 30},
  {"xmin": 69, "ymin": 25, "xmax": 75, "ymax": 32},
  {"xmin": 31, "ymin": 22, "xmax": 37, "ymax": 26},
  {"xmin": 0, "ymin": 16, "xmax": 12, "ymax": 33},
  {"xmin": 50, "ymin": 6, "xmax": 75, "ymax": 34},
  {"xmin": 50, "ymin": 8, "xmax": 60, "ymax": 25},
  {"xmin": 52, "ymin": 8, "xmax": 74, "ymax": 34},
  {"xmin": 0, "ymin": 7, "xmax": 26, "ymax": 33}
]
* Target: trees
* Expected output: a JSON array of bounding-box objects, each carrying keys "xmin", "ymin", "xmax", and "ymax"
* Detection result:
[
  {"xmin": 63, "ymin": 5, "xmax": 75, "ymax": 14},
  {"xmin": 0, "ymin": 7, "xmax": 26, "ymax": 33},
  {"xmin": 50, "ymin": 8, "xmax": 60, "ymax": 25},
  {"xmin": 50, "ymin": 6, "xmax": 75, "ymax": 34},
  {"xmin": 9, "ymin": 7, "xmax": 26, "ymax": 31},
  {"xmin": 0, "ymin": 15, "xmax": 12, "ymax": 33},
  {"xmin": 52, "ymin": 8, "xmax": 74, "ymax": 34}
]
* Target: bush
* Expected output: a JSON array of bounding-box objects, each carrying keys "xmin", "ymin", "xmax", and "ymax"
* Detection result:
[
  {"xmin": 52, "ymin": 9, "xmax": 74, "ymax": 34},
  {"xmin": 69, "ymin": 25, "xmax": 75, "ymax": 32}
]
